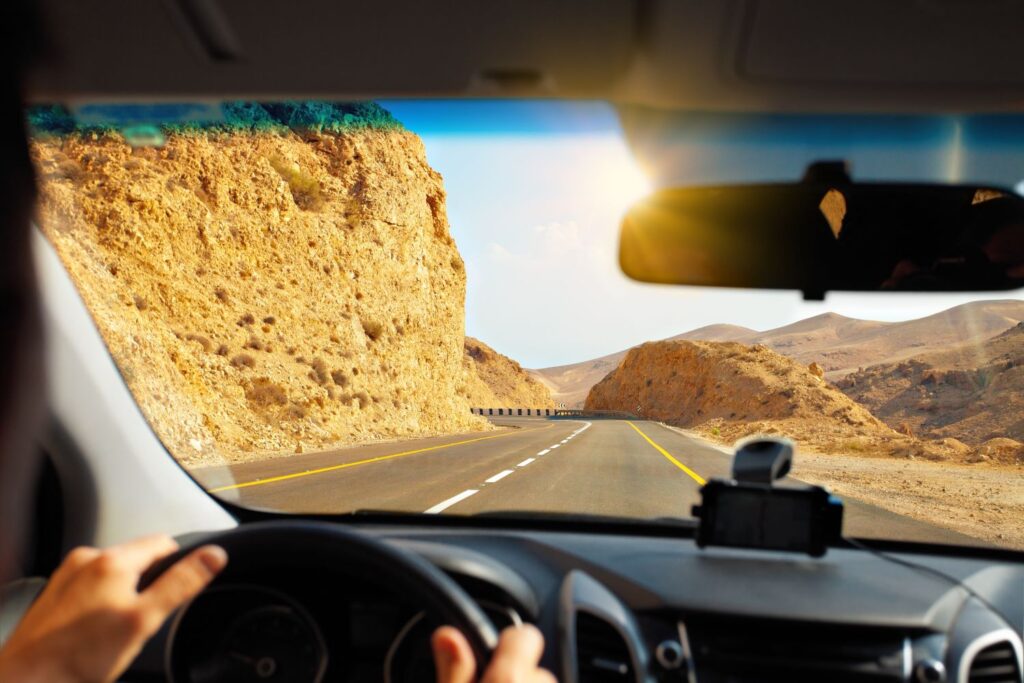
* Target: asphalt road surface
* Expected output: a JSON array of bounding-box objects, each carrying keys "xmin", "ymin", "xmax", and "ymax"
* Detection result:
[{"xmin": 192, "ymin": 417, "xmax": 982, "ymax": 546}]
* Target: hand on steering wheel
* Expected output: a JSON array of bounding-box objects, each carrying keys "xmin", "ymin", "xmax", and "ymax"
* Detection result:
[
  {"xmin": 0, "ymin": 524, "xmax": 556, "ymax": 683},
  {"xmin": 0, "ymin": 535, "xmax": 227, "ymax": 683},
  {"xmin": 433, "ymin": 624, "xmax": 556, "ymax": 683}
]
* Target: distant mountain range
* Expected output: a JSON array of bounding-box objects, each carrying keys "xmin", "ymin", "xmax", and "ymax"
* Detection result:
[{"xmin": 530, "ymin": 299, "xmax": 1024, "ymax": 408}]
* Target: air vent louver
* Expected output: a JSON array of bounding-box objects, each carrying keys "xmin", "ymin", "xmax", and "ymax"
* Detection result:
[
  {"xmin": 968, "ymin": 641, "xmax": 1021, "ymax": 683},
  {"xmin": 576, "ymin": 612, "xmax": 633, "ymax": 683},
  {"xmin": 688, "ymin": 619, "xmax": 907, "ymax": 681}
]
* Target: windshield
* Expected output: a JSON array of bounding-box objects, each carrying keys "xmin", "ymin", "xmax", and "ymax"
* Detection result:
[{"xmin": 27, "ymin": 100, "xmax": 1023, "ymax": 550}]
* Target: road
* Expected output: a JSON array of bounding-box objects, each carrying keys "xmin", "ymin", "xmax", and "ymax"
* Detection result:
[{"xmin": 192, "ymin": 417, "xmax": 981, "ymax": 545}]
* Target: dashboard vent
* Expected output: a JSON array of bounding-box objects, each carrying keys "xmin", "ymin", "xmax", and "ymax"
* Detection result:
[
  {"xmin": 575, "ymin": 612, "xmax": 634, "ymax": 683},
  {"xmin": 968, "ymin": 640, "xmax": 1021, "ymax": 683},
  {"xmin": 688, "ymin": 619, "xmax": 907, "ymax": 682}
]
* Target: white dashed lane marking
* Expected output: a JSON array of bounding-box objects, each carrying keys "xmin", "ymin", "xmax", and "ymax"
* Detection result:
[
  {"xmin": 425, "ymin": 489, "xmax": 478, "ymax": 514},
  {"xmin": 422, "ymin": 421, "xmax": 591, "ymax": 513},
  {"xmin": 485, "ymin": 469, "xmax": 514, "ymax": 483}
]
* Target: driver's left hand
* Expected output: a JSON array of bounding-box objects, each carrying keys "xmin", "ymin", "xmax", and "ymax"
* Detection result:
[{"xmin": 0, "ymin": 534, "xmax": 227, "ymax": 683}]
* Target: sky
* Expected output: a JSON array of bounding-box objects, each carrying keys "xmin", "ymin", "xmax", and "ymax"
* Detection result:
[{"xmin": 383, "ymin": 101, "xmax": 1024, "ymax": 369}]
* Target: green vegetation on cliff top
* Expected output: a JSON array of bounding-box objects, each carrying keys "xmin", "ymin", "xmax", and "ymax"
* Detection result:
[{"xmin": 27, "ymin": 101, "xmax": 402, "ymax": 136}]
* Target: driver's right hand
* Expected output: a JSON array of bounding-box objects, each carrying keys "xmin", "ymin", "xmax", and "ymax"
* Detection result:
[{"xmin": 432, "ymin": 623, "xmax": 556, "ymax": 683}]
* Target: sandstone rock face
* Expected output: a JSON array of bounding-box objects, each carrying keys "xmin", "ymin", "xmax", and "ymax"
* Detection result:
[
  {"xmin": 31, "ymin": 103, "xmax": 491, "ymax": 466},
  {"xmin": 836, "ymin": 323, "xmax": 1024, "ymax": 454},
  {"xmin": 531, "ymin": 324, "xmax": 757, "ymax": 409},
  {"xmin": 975, "ymin": 437, "xmax": 1024, "ymax": 464},
  {"xmin": 585, "ymin": 339, "xmax": 966, "ymax": 460},
  {"xmin": 535, "ymin": 301, "xmax": 1024, "ymax": 406},
  {"xmin": 463, "ymin": 337, "xmax": 554, "ymax": 408}
]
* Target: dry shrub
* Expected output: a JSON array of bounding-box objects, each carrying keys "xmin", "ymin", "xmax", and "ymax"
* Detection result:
[
  {"xmin": 184, "ymin": 333, "xmax": 213, "ymax": 352},
  {"xmin": 245, "ymin": 378, "xmax": 288, "ymax": 406},
  {"xmin": 309, "ymin": 358, "xmax": 329, "ymax": 385},
  {"xmin": 361, "ymin": 319, "xmax": 384, "ymax": 342},
  {"xmin": 231, "ymin": 353, "xmax": 256, "ymax": 369}
]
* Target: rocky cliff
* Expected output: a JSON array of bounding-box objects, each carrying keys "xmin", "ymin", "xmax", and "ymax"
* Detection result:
[
  {"xmin": 463, "ymin": 337, "xmax": 553, "ymax": 408},
  {"xmin": 585, "ymin": 339, "xmax": 967, "ymax": 460},
  {"xmin": 837, "ymin": 323, "xmax": 1024, "ymax": 463},
  {"xmin": 31, "ymin": 102, "xmax": 495, "ymax": 466},
  {"xmin": 534, "ymin": 301, "xmax": 1024, "ymax": 407}
]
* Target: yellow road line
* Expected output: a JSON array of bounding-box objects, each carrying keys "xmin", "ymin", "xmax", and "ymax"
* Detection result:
[
  {"xmin": 626, "ymin": 421, "xmax": 707, "ymax": 485},
  {"xmin": 210, "ymin": 424, "xmax": 553, "ymax": 493}
]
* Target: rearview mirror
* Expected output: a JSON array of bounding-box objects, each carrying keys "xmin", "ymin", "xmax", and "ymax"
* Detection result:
[{"xmin": 619, "ymin": 181, "xmax": 1024, "ymax": 299}]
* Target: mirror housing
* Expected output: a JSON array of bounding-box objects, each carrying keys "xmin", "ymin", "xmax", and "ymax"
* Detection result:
[{"xmin": 619, "ymin": 180, "xmax": 1024, "ymax": 299}]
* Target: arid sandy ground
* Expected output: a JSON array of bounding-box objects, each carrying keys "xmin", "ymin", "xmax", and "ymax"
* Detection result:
[
  {"xmin": 661, "ymin": 424, "xmax": 1023, "ymax": 550},
  {"xmin": 793, "ymin": 453, "xmax": 1024, "ymax": 549}
]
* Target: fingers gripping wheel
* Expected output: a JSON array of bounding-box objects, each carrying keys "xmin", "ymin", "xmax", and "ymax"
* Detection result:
[{"xmin": 139, "ymin": 521, "xmax": 499, "ymax": 679}]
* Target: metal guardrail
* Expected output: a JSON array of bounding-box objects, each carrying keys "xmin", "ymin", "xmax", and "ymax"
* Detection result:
[
  {"xmin": 470, "ymin": 407, "xmax": 555, "ymax": 417},
  {"xmin": 470, "ymin": 408, "xmax": 638, "ymax": 419},
  {"xmin": 552, "ymin": 409, "xmax": 638, "ymax": 419}
]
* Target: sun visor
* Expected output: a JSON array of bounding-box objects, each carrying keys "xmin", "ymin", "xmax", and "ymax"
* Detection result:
[
  {"xmin": 26, "ymin": 0, "xmax": 636, "ymax": 101},
  {"xmin": 740, "ymin": 0, "xmax": 1024, "ymax": 87},
  {"xmin": 608, "ymin": 0, "xmax": 1024, "ymax": 113}
]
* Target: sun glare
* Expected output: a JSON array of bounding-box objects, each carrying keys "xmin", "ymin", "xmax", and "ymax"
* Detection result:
[{"xmin": 590, "ymin": 147, "xmax": 654, "ymax": 216}]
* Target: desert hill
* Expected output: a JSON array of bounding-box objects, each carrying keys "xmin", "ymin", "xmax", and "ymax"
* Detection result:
[
  {"xmin": 836, "ymin": 323, "xmax": 1024, "ymax": 462},
  {"xmin": 584, "ymin": 339, "xmax": 967, "ymax": 460},
  {"xmin": 530, "ymin": 324, "xmax": 758, "ymax": 408},
  {"xmin": 741, "ymin": 301, "xmax": 1024, "ymax": 378},
  {"xmin": 670, "ymin": 323, "xmax": 761, "ymax": 342},
  {"xmin": 30, "ymin": 102, "xmax": 540, "ymax": 466},
  {"xmin": 529, "ymin": 351, "xmax": 624, "ymax": 409},
  {"xmin": 533, "ymin": 300, "xmax": 1024, "ymax": 407},
  {"xmin": 463, "ymin": 337, "xmax": 554, "ymax": 408}
]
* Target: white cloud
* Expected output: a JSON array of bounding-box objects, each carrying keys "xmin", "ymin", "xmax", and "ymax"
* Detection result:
[{"xmin": 485, "ymin": 242, "xmax": 515, "ymax": 262}]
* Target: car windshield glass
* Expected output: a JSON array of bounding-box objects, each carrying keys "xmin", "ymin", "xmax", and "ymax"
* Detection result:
[{"xmin": 27, "ymin": 100, "xmax": 1024, "ymax": 550}]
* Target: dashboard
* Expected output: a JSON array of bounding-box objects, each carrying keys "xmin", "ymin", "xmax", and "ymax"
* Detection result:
[
  {"xmin": 160, "ymin": 568, "xmax": 523, "ymax": 682},
  {"xmin": 124, "ymin": 525, "xmax": 1023, "ymax": 683}
]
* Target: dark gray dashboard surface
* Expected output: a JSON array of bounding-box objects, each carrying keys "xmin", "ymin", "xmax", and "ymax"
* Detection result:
[{"xmin": 383, "ymin": 527, "xmax": 1024, "ymax": 634}]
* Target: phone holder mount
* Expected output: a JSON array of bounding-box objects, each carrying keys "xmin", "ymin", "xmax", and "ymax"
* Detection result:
[
  {"xmin": 692, "ymin": 437, "xmax": 843, "ymax": 557},
  {"xmin": 731, "ymin": 437, "xmax": 794, "ymax": 484}
]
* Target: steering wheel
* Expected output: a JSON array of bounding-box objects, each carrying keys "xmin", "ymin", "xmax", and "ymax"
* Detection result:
[{"xmin": 140, "ymin": 520, "xmax": 499, "ymax": 676}]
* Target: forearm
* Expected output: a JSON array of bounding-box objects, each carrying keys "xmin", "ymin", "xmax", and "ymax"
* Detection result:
[{"xmin": 0, "ymin": 640, "xmax": 73, "ymax": 683}]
